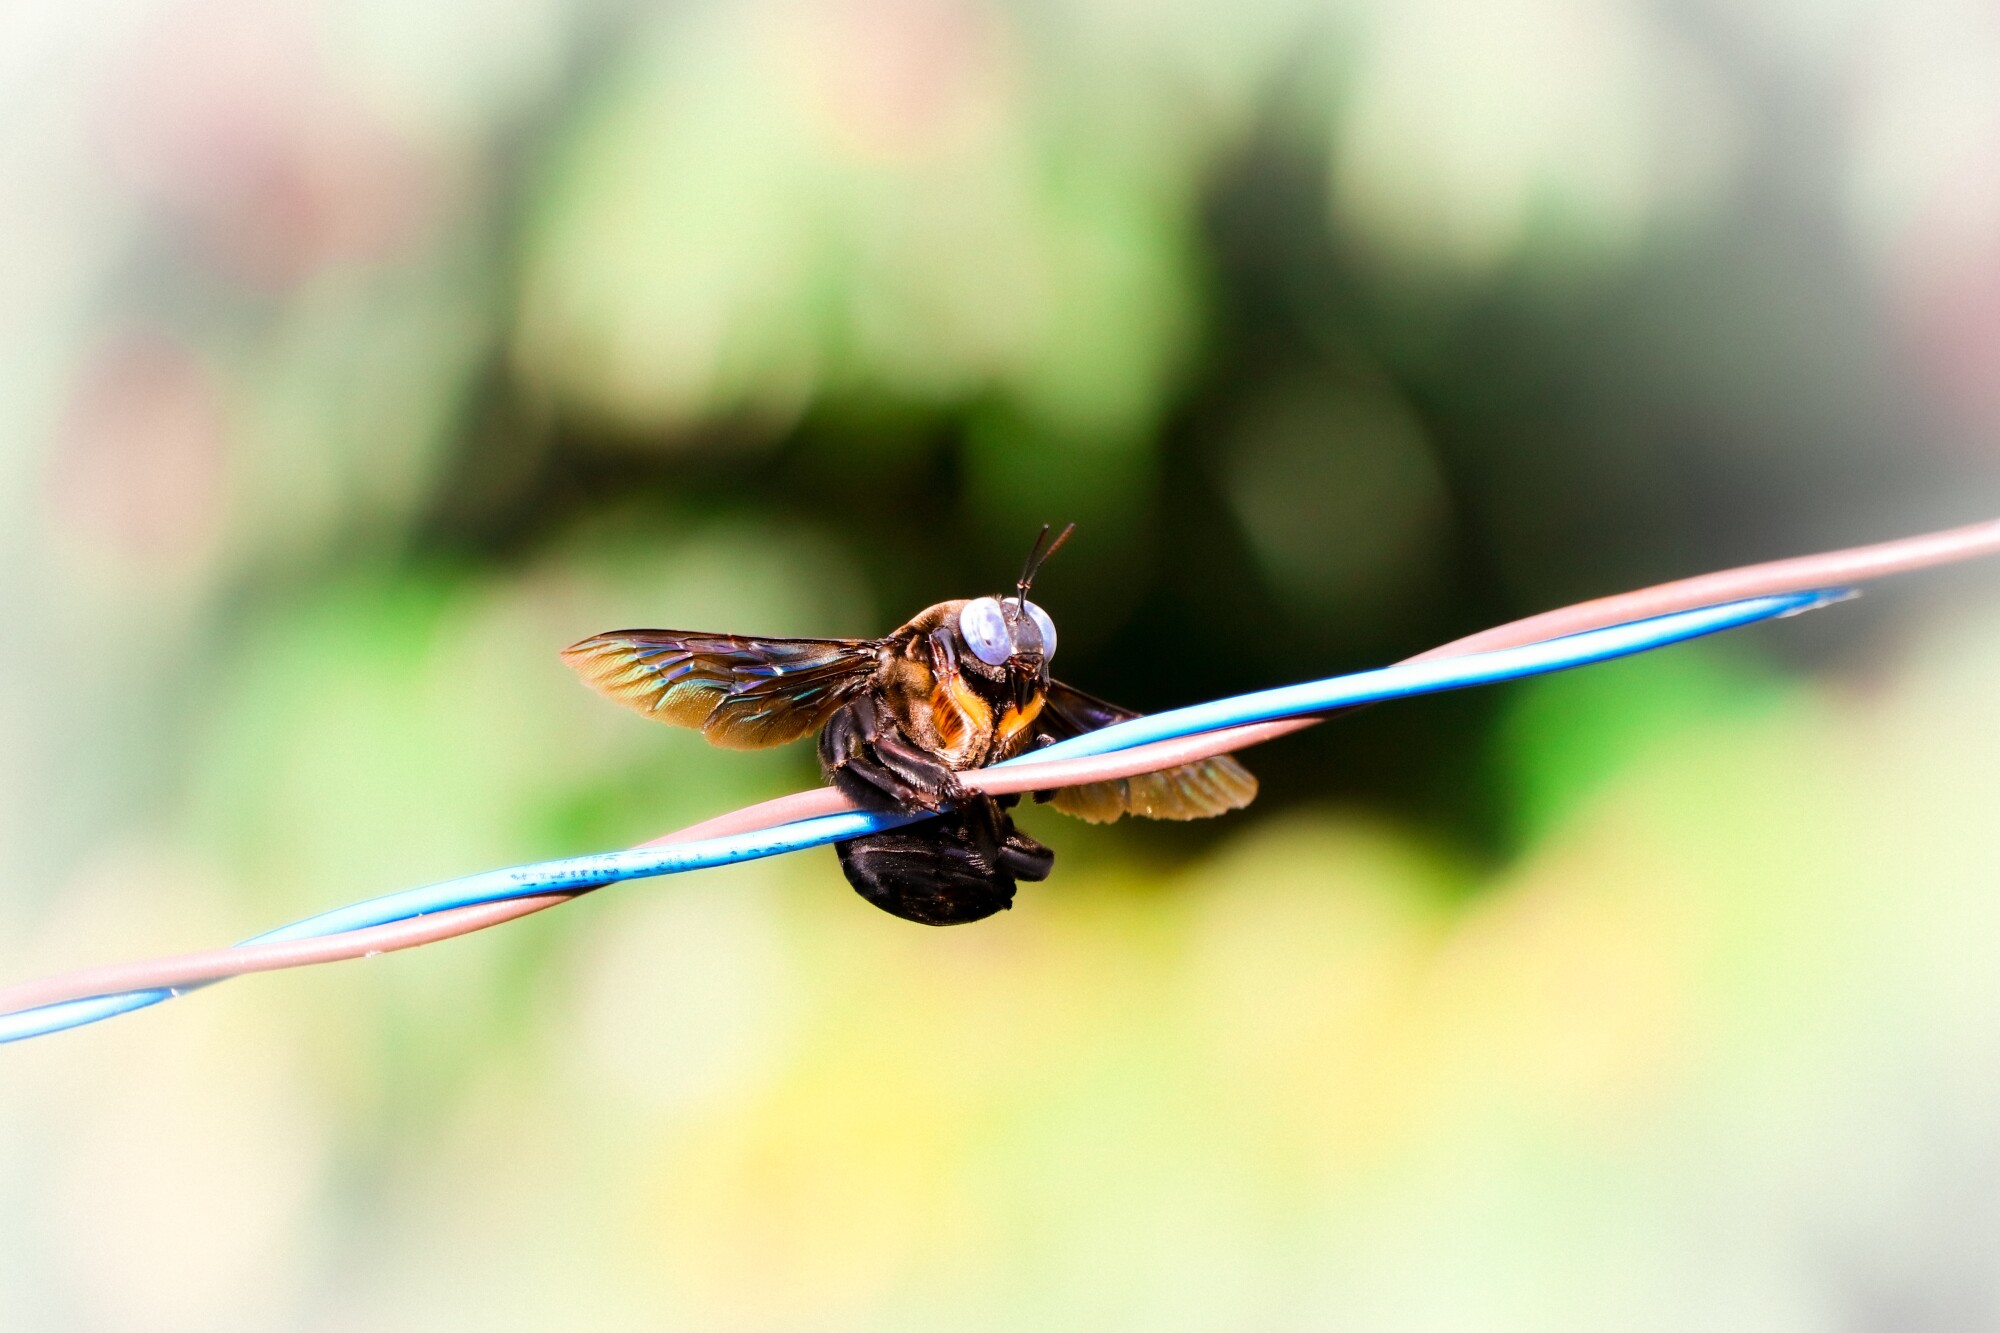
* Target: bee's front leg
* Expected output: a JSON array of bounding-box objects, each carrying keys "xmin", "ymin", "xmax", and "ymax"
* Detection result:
[{"xmin": 819, "ymin": 694, "xmax": 962, "ymax": 813}]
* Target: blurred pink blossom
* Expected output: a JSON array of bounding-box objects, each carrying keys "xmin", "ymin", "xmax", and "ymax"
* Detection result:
[
  {"xmin": 781, "ymin": 0, "xmax": 1014, "ymax": 161},
  {"xmin": 46, "ymin": 330, "xmax": 229, "ymax": 568},
  {"xmin": 101, "ymin": 0, "xmax": 441, "ymax": 285}
]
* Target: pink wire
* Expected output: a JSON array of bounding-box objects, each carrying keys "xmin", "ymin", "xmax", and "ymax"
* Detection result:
[
  {"xmin": 0, "ymin": 724, "xmax": 1314, "ymax": 1014},
  {"xmin": 4, "ymin": 517, "xmax": 1998, "ymax": 1016}
]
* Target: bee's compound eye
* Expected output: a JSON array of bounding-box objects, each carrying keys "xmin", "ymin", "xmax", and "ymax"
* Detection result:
[
  {"xmin": 1024, "ymin": 600, "xmax": 1056, "ymax": 660},
  {"xmin": 959, "ymin": 597, "xmax": 1013, "ymax": 666}
]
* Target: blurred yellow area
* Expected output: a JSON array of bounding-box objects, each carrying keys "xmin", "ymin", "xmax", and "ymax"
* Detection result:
[{"xmin": 5, "ymin": 0, "xmax": 2000, "ymax": 1327}]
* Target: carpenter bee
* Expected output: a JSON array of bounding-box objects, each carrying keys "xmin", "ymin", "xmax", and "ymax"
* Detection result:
[{"xmin": 562, "ymin": 525, "xmax": 1257, "ymax": 925}]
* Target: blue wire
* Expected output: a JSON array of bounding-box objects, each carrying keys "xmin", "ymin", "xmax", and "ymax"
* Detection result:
[
  {"xmin": 0, "ymin": 590, "xmax": 1835, "ymax": 1044},
  {"xmin": 1002, "ymin": 590, "xmax": 1844, "ymax": 767}
]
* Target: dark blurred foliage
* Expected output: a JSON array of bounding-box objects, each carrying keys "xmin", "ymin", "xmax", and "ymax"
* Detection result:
[{"xmin": 386, "ymin": 55, "xmax": 2000, "ymax": 866}]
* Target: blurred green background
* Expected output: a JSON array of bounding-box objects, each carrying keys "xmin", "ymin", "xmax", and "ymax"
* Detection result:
[{"xmin": 7, "ymin": 0, "xmax": 2000, "ymax": 1327}]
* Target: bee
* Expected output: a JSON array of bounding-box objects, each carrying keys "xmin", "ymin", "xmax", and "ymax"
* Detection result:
[{"xmin": 562, "ymin": 525, "xmax": 1257, "ymax": 925}]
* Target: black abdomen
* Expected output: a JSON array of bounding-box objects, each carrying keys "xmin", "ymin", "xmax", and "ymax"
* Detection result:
[{"xmin": 835, "ymin": 797, "xmax": 1053, "ymax": 926}]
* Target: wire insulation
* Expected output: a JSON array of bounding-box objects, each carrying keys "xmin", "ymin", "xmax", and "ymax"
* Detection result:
[
  {"xmin": 0, "ymin": 593, "xmax": 1831, "ymax": 1043},
  {"xmin": 9, "ymin": 513, "xmax": 1999, "ymax": 1044}
]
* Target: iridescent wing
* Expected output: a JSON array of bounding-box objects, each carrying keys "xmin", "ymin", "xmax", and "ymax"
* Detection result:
[
  {"xmin": 562, "ymin": 629, "xmax": 880, "ymax": 749},
  {"xmin": 1032, "ymin": 680, "xmax": 1258, "ymax": 823}
]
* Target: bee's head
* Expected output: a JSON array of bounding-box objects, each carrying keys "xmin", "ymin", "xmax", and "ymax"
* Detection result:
[
  {"xmin": 957, "ymin": 594, "xmax": 1057, "ymax": 673},
  {"xmin": 954, "ymin": 522, "xmax": 1072, "ymax": 704}
]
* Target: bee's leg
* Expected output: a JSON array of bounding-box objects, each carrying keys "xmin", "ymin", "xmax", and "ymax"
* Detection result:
[
  {"xmin": 997, "ymin": 823, "xmax": 1054, "ymax": 883},
  {"xmin": 1027, "ymin": 733, "xmax": 1063, "ymax": 804},
  {"xmin": 819, "ymin": 694, "xmax": 962, "ymax": 813},
  {"xmin": 973, "ymin": 796, "xmax": 1053, "ymax": 883},
  {"xmin": 926, "ymin": 625, "xmax": 960, "ymax": 678},
  {"xmin": 819, "ymin": 697, "xmax": 913, "ymax": 808}
]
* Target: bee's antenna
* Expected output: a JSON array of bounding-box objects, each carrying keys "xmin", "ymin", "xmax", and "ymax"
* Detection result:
[
  {"xmin": 1016, "ymin": 521, "xmax": 1075, "ymax": 606},
  {"xmin": 1016, "ymin": 524, "xmax": 1050, "ymax": 603}
]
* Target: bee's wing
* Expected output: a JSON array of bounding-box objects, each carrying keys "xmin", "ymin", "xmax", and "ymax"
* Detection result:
[
  {"xmin": 562, "ymin": 629, "xmax": 880, "ymax": 750},
  {"xmin": 1032, "ymin": 680, "xmax": 1258, "ymax": 823}
]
